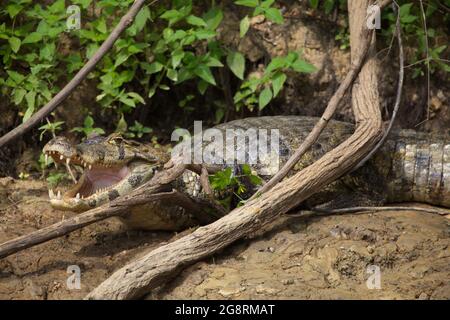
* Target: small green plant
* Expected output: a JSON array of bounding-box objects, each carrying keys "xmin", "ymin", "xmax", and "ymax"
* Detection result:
[
  {"xmin": 71, "ymin": 115, "xmax": 105, "ymax": 137},
  {"xmin": 18, "ymin": 172, "xmax": 30, "ymax": 180},
  {"xmin": 209, "ymin": 164, "xmax": 263, "ymax": 207},
  {"xmin": 46, "ymin": 172, "xmax": 68, "ymax": 188},
  {"xmin": 38, "ymin": 120, "xmax": 65, "ymax": 141},
  {"xmin": 127, "ymin": 121, "xmax": 153, "ymax": 138},
  {"xmin": 382, "ymin": 2, "xmax": 449, "ymax": 78},
  {"xmin": 235, "ymin": 0, "xmax": 285, "ymax": 37},
  {"xmin": 38, "ymin": 152, "xmax": 54, "ymax": 171},
  {"xmin": 233, "ymin": 52, "xmax": 317, "ymax": 111}
]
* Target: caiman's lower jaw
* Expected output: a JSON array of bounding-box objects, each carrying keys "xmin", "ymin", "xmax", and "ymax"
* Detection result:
[{"xmin": 49, "ymin": 163, "xmax": 131, "ymax": 211}]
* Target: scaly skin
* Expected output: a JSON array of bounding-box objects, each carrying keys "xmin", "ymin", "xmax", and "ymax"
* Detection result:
[{"xmin": 43, "ymin": 116, "xmax": 450, "ymax": 230}]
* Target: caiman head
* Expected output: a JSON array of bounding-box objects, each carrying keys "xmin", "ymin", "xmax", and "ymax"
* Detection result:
[{"xmin": 43, "ymin": 133, "xmax": 169, "ymax": 212}]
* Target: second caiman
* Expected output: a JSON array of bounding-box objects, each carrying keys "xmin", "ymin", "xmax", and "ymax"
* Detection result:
[{"xmin": 43, "ymin": 116, "xmax": 450, "ymax": 230}]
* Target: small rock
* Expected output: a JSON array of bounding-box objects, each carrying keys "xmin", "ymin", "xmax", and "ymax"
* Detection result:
[
  {"xmin": 282, "ymin": 279, "xmax": 294, "ymax": 285},
  {"xmin": 418, "ymin": 292, "xmax": 428, "ymax": 300}
]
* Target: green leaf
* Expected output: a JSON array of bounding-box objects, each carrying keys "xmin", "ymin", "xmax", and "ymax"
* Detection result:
[
  {"xmin": 264, "ymin": 8, "xmax": 284, "ymax": 24},
  {"xmin": 7, "ymin": 70, "xmax": 25, "ymax": 84},
  {"xmin": 96, "ymin": 18, "xmax": 108, "ymax": 34},
  {"xmin": 258, "ymin": 87, "xmax": 272, "ymax": 110},
  {"xmin": 266, "ymin": 56, "xmax": 287, "ymax": 73},
  {"xmin": 114, "ymin": 52, "xmax": 130, "ymax": 68},
  {"xmin": 194, "ymin": 65, "xmax": 216, "ymax": 85},
  {"xmin": 144, "ymin": 61, "xmax": 164, "ymax": 74},
  {"xmin": 23, "ymin": 91, "xmax": 37, "ymax": 122},
  {"xmin": 171, "ymin": 49, "xmax": 185, "ymax": 68},
  {"xmin": 133, "ymin": 7, "xmax": 151, "ymax": 33},
  {"xmin": 40, "ymin": 43, "xmax": 56, "ymax": 62},
  {"xmin": 210, "ymin": 167, "xmax": 233, "ymax": 190},
  {"xmin": 324, "ymin": 0, "xmax": 335, "ymax": 14},
  {"xmin": 227, "ymin": 51, "xmax": 246, "ymax": 80},
  {"xmin": 116, "ymin": 114, "xmax": 128, "ymax": 133},
  {"xmin": 127, "ymin": 92, "xmax": 145, "ymax": 104},
  {"xmin": 206, "ymin": 56, "xmax": 224, "ymax": 67},
  {"xmin": 260, "ymin": 0, "xmax": 275, "ymax": 9},
  {"xmin": 197, "ymin": 80, "xmax": 209, "ymax": 95},
  {"xmin": 235, "ymin": 0, "xmax": 259, "ymax": 8},
  {"xmin": 8, "ymin": 37, "xmax": 21, "ymax": 53},
  {"xmin": 271, "ymin": 72, "xmax": 286, "ymax": 97},
  {"xmin": 194, "ymin": 29, "xmax": 217, "ymax": 40},
  {"xmin": 203, "ymin": 7, "xmax": 223, "ymax": 30},
  {"xmin": 84, "ymin": 115, "xmax": 94, "ymax": 128},
  {"xmin": 22, "ymin": 32, "xmax": 43, "ymax": 44},
  {"xmin": 309, "ymin": 0, "xmax": 319, "ymax": 9},
  {"xmin": 186, "ymin": 15, "xmax": 207, "ymax": 27},
  {"xmin": 167, "ymin": 68, "xmax": 178, "ymax": 81},
  {"xmin": 13, "ymin": 88, "xmax": 27, "ymax": 105},
  {"xmin": 291, "ymin": 59, "xmax": 317, "ymax": 73},
  {"xmin": 6, "ymin": 4, "xmax": 23, "ymax": 18},
  {"xmin": 239, "ymin": 16, "xmax": 250, "ymax": 38}
]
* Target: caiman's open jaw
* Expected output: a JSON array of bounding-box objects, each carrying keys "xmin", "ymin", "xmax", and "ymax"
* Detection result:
[{"xmin": 44, "ymin": 149, "xmax": 132, "ymax": 211}]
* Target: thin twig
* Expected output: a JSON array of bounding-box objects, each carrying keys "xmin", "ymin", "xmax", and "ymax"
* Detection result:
[
  {"xmin": 288, "ymin": 206, "xmax": 450, "ymax": 217},
  {"xmin": 418, "ymin": 0, "xmax": 431, "ymax": 123}
]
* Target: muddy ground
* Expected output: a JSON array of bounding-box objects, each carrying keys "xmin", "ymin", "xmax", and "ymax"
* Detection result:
[{"xmin": 0, "ymin": 178, "xmax": 449, "ymax": 300}]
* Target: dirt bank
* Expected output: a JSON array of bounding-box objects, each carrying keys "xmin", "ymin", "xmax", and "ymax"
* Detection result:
[{"xmin": 0, "ymin": 178, "xmax": 448, "ymax": 300}]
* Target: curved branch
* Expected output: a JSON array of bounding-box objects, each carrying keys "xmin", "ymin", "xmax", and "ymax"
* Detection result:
[{"xmin": 87, "ymin": 0, "xmax": 384, "ymax": 299}]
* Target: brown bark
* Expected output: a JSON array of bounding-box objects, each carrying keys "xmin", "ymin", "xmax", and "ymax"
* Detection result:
[{"xmin": 86, "ymin": 0, "xmax": 384, "ymax": 300}]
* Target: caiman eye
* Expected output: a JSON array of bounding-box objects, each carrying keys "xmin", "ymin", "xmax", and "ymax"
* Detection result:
[{"xmin": 107, "ymin": 134, "xmax": 124, "ymax": 145}]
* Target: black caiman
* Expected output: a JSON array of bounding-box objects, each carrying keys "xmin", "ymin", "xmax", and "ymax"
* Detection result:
[{"xmin": 43, "ymin": 116, "xmax": 450, "ymax": 230}]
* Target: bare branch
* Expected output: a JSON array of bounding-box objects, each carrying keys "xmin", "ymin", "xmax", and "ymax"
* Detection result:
[{"xmin": 354, "ymin": 0, "xmax": 404, "ymax": 170}]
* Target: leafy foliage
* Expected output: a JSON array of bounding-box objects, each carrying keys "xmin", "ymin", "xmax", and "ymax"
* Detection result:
[
  {"xmin": 309, "ymin": 0, "xmax": 449, "ymax": 78},
  {"xmin": 1, "ymin": 0, "xmax": 313, "ymax": 135},
  {"xmin": 233, "ymin": 52, "xmax": 317, "ymax": 111}
]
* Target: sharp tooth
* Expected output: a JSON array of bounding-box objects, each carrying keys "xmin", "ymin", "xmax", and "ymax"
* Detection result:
[
  {"xmin": 45, "ymin": 154, "xmax": 49, "ymax": 165},
  {"xmin": 57, "ymin": 190, "xmax": 62, "ymax": 200},
  {"xmin": 49, "ymin": 189, "xmax": 54, "ymax": 199},
  {"xmin": 66, "ymin": 158, "xmax": 70, "ymax": 165},
  {"xmin": 83, "ymin": 162, "xmax": 87, "ymax": 168},
  {"xmin": 89, "ymin": 164, "xmax": 92, "ymax": 170},
  {"xmin": 76, "ymin": 193, "xmax": 80, "ymax": 199},
  {"xmin": 54, "ymin": 162, "xmax": 58, "ymax": 169},
  {"xmin": 60, "ymin": 155, "xmax": 64, "ymax": 160}
]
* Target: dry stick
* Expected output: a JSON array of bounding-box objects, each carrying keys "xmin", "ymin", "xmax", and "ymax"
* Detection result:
[
  {"xmin": 86, "ymin": 0, "xmax": 384, "ymax": 299},
  {"xmin": 354, "ymin": 1, "xmax": 404, "ymax": 170},
  {"xmin": 304, "ymin": 206, "xmax": 450, "ymax": 216},
  {"xmin": 0, "ymin": 0, "xmax": 152, "ymax": 148},
  {"xmin": 417, "ymin": 0, "xmax": 431, "ymax": 124},
  {"xmin": 0, "ymin": 164, "xmax": 188, "ymax": 260}
]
